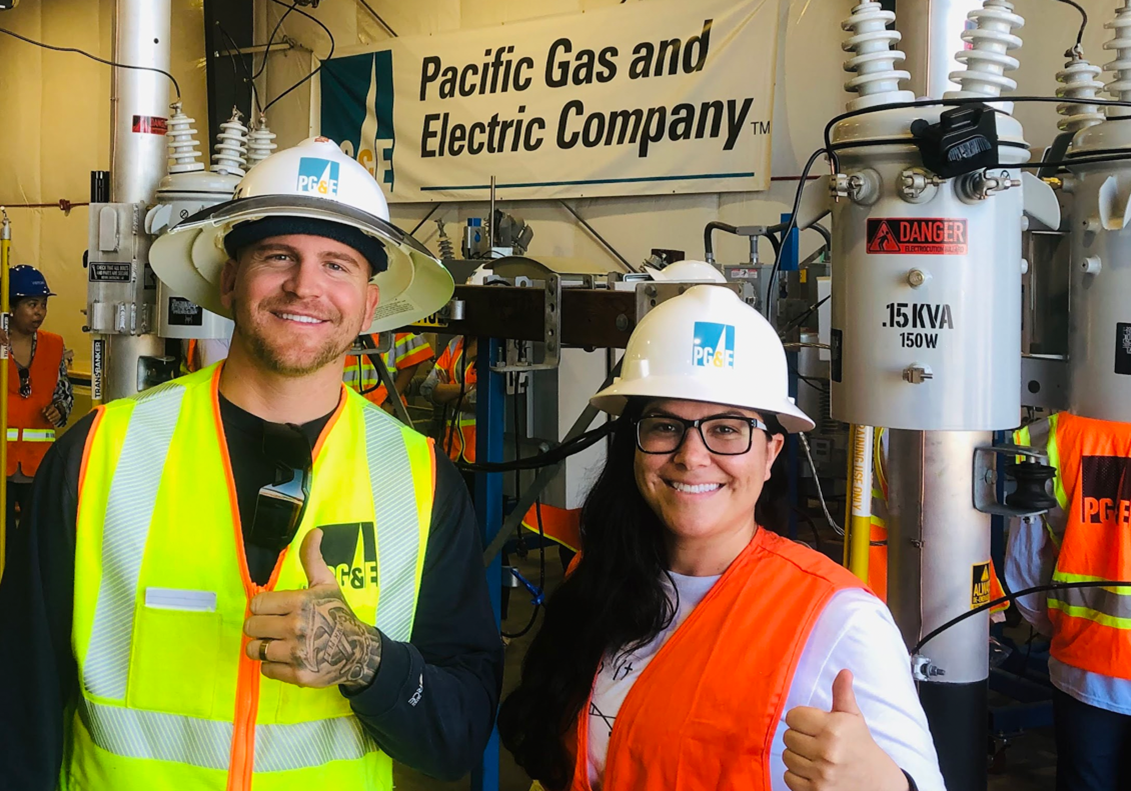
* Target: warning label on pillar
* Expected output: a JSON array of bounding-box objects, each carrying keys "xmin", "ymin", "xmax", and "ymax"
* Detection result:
[
  {"xmin": 1115, "ymin": 323, "xmax": 1131, "ymax": 375},
  {"xmin": 92, "ymin": 339, "xmax": 104, "ymax": 402},
  {"xmin": 971, "ymin": 562, "xmax": 992, "ymax": 609},
  {"xmin": 866, "ymin": 218, "xmax": 968, "ymax": 255},
  {"xmin": 132, "ymin": 115, "xmax": 168, "ymax": 135}
]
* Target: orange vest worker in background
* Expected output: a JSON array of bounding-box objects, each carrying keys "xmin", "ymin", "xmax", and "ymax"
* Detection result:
[
  {"xmin": 343, "ymin": 332, "xmax": 434, "ymax": 410},
  {"xmin": 4, "ymin": 265, "xmax": 71, "ymax": 535},
  {"xmin": 1009, "ymin": 413, "xmax": 1131, "ymax": 791},
  {"xmin": 422, "ymin": 336, "xmax": 477, "ymax": 463}
]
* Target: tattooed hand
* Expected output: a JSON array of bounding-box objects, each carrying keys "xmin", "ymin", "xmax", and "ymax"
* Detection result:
[{"xmin": 244, "ymin": 529, "xmax": 382, "ymax": 691}]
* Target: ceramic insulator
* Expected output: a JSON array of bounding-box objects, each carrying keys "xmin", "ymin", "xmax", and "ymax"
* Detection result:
[
  {"xmin": 1104, "ymin": 1, "xmax": 1131, "ymax": 117},
  {"xmin": 1057, "ymin": 55, "xmax": 1105, "ymax": 133},
  {"xmin": 166, "ymin": 102, "xmax": 204, "ymax": 174},
  {"xmin": 945, "ymin": 0, "xmax": 1024, "ymax": 102},
  {"xmin": 247, "ymin": 120, "xmax": 277, "ymax": 169},
  {"xmin": 841, "ymin": 1, "xmax": 914, "ymax": 112},
  {"xmin": 211, "ymin": 109, "xmax": 248, "ymax": 177}
]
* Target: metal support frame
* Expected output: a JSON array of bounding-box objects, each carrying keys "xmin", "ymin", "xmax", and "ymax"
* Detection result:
[{"xmin": 472, "ymin": 337, "xmax": 504, "ymax": 791}]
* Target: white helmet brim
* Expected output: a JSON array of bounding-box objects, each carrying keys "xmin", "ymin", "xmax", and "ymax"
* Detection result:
[{"xmin": 150, "ymin": 194, "xmax": 454, "ymax": 333}]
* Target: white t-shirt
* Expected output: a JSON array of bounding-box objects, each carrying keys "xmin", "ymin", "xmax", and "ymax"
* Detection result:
[{"xmin": 587, "ymin": 575, "xmax": 946, "ymax": 791}]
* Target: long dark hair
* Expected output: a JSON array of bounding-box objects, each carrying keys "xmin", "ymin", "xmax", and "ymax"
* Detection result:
[{"xmin": 497, "ymin": 399, "xmax": 788, "ymax": 788}]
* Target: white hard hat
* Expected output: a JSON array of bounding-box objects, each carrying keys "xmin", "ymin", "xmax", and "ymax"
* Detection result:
[
  {"xmin": 467, "ymin": 264, "xmax": 493, "ymax": 285},
  {"xmin": 150, "ymin": 137, "xmax": 454, "ymax": 333},
  {"xmin": 643, "ymin": 259, "xmax": 727, "ymax": 284},
  {"xmin": 591, "ymin": 285, "xmax": 814, "ymax": 433}
]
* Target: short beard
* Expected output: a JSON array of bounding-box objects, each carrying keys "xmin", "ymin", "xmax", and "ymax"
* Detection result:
[{"xmin": 232, "ymin": 297, "xmax": 357, "ymax": 377}]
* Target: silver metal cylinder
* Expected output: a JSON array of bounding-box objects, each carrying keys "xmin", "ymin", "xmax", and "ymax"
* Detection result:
[
  {"xmin": 104, "ymin": 0, "xmax": 172, "ymax": 399},
  {"xmin": 896, "ymin": 0, "xmax": 986, "ymax": 99},
  {"xmin": 887, "ymin": 429, "xmax": 991, "ymax": 684}
]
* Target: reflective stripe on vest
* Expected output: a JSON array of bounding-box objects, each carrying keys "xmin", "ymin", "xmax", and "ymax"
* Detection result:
[
  {"xmin": 72, "ymin": 365, "xmax": 433, "ymax": 788},
  {"xmin": 83, "ymin": 383, "xmax": 186, "ymax": 700},
  {"xmin": 6, "ymin": 427, "xmax": 55, "ymax": 441}
]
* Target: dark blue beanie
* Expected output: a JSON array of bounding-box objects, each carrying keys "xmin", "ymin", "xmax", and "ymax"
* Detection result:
[{"xmin": 223, "ymin": 216, "xmax": 389, "ymax": 274}]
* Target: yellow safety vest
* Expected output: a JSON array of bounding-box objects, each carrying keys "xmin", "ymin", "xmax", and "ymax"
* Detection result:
[{"xmin": 69, "ymin": 364, "xmax": 434, "ymax": 790}]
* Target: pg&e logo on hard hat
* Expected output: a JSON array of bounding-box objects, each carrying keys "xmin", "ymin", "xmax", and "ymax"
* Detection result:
[
  {"xmin": 296, "ymin": 157, "xmax": 341, "ymax": 197},
  {"xmin": 692, "ymin": 322, "xmax": 736, "ymax": 369}
]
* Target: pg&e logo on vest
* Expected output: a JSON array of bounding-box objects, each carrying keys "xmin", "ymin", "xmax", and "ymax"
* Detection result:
[
  {"xmin": 296, "ymin": 157, "xmax": 341, "ymax": 197},
  {"xmin": 692, "ymin": 322, "xmax": 736, "ymax": 369},
  {"xmin": 318, "ymin": 522, "xmax": 378, "ymax": 590},
  {"xmin": 1080, "ymin": 456, "xmax": 1131, "ymax": 526}
]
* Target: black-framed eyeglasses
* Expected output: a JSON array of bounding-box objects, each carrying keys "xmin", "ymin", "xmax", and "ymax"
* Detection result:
[
  {"xmin": 249, "ymin": 422, "xmax": 313, "ymax": 552},
  {"xmin": 634, "ymin": 414, "xmax": 769, "ymax": 456},
  {"xmin": 17, "ymin": 367, "xmax": 30, "ymax": 399}
]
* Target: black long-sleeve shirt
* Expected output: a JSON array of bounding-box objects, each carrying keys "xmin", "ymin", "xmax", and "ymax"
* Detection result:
[{"xmin": 0, "ymin": 396, "xmax": 503, "ymax": 788}]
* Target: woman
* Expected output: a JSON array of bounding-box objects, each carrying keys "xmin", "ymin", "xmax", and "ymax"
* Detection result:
[
  {"xmin": 498, "ymin": 286, "xmax": 945, "ymax": 791},
  {"xmin": 5, "ymin": 265, "xmax": 71, "ymax": 533}
]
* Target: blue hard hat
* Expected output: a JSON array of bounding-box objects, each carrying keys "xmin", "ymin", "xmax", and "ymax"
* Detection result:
[{"xmin": 10, "ymin": 265, "xmax": 55, "ymax": 299}]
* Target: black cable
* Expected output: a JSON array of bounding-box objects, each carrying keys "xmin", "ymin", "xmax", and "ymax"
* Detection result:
[
  {"xmin": 703, "ymin": 221, "xmax": 738, "ymax": 261},
  {"xmin": 914, "ymin": 580, "xmax": 1131, "ymax": 654},
  {"xmin": 0, "ymin": 26, "xmax": 181, "ymax": 99},
  {"xmin": 780, "ymin": 295, "xmax": 831, "ymax": 335},
  {"xmin": 766, "ymin": 148, "xmax": 826, "ymax": 320},
  {"xmin": 262, "ymin": 0, "xmax": 336, "ymax": 113},
  {"xmin": 1055, "ymin": 0, "xmax": 1087, "ymax": 49},
  {"xmin": 357, "ymin": 0, "xmax": 399, "ymax": 38},
  {"xmin": 446, "ymin": 338, "xmax": 471, "ymax": 460},
  {"xmin": 810, "ymin": 222, "xmax": 832, "ymax": 251},
  {"xmin": 409, "ymin": 204, "xmax": 439, "ymax": 236},
  {"xmin": 501, "ymin": 499, "xmax": 546, "ymax": 639},
  {"xmin": 251, "ymin": 0, "xmax": 297, "ymax": 82},
  {"xmin": 459, "ymin": 421, "xmax": 616, "ymax": 473},
  {"xmin": 214, "ymin": 21, "xmax": 263, "ymax": 116},
  {"xmin": 822, "ymin": 95, "xmax": 1131, "ymax": 158}
]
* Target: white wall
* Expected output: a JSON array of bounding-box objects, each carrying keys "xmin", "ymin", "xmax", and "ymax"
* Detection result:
[{"xmin": 255, "ymin": 0, "xmax": 1116, "ymax": 272}]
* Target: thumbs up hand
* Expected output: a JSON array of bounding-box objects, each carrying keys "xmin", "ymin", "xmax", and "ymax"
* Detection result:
[
  {"xmin": 782, "ymin": 670, "xmax": 910, "ymax": 791},
  {"xmin": 244, "ymin": 529, "xmax": 383, "ymax": 691}
]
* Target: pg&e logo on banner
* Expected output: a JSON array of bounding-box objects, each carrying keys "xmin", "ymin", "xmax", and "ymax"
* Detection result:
[
  {"xmin": 692, "ymin": 322, "xmax": 735, "ymax": 369},
  {"xmin": 296, "ymin": 157, "xmax": 341, "ymax": 197}
]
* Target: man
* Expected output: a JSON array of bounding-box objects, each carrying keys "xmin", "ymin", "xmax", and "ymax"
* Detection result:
[
  {"xmin": 3, "ymin": 265, "xmax": 72, "ymax": 537},
  {"xmin": 0, "ymin": 138, "xmax": 502, "ymax": 789},
  {"xmin": 1008, "ymin": 412, "xmax": 1131, "ymax": 791},
  {"xmin": 344, "ymin": 332, "xmax": 434, "ymax": 411}
]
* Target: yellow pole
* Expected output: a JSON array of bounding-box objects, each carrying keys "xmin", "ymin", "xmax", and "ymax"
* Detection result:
[
  {"xmin": 843, "ymin": 425, "xmax": 854, "ymax": 568},
  {"xmin": 0, "ymin": 208, "xmax": 11, "ymax": 582},
  {"xmin": 847, "ymin": 424, "xmax": 874, "ymax": 583}
]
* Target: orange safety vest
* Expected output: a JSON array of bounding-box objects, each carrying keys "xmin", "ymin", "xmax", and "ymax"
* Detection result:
[
  {"xmin": 7, "ymin": 330, "xmax": 64, "ymax": 478},
  {"xmin": 343, "ymin": 333, "xmax": 434, "ymax": 407},
  {"xmin": 438, "ymin": 338, "xmax": 477, "ymax": 463},
  {"xmin": 1044, "ymin": 412, "xmax": 1131, "ymax": 678},
  {"xmin": 521, "ymin": 503, "xmax": 582, "ymax": 553},
  {"xmin": 566, "ymin": 529, "xmax": 866, "ymax": 791}
]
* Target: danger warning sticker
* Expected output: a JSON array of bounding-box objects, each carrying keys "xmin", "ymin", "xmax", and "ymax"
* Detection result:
[
  {"xmin": 866, "ymin": 218, "xmax": 968, "ymax": 255},
  {"xmin": 971, "ymin": 562, "xmax": 992, "ymax": 609},
  {"xmin": 132, "ymin": 115, "xmax": 168, "ymax": 135}
]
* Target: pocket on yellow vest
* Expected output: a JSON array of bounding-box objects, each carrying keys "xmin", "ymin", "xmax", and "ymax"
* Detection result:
[{"xmin": 127, "ymin": 602, "xmax": 222, "ymax": 719}]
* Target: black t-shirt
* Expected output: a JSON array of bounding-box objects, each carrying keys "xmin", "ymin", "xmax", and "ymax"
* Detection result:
[
  {"xmin": 0, "ymin": 395, "xmax": 502, "ymax": 787},
  {"xmin": 218, "ymin": 394, "xmax": 331, "ymax": 584}
]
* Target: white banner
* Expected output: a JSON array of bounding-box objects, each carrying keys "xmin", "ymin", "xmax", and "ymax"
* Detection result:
[{"xmin": 319, "ymin": 0, "xmax": 780, "ymax": 202}]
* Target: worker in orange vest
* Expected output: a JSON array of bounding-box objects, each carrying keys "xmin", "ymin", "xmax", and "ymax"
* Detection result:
[
  {"xmin": 499, "ymin": 286, "xmax": 943, "ymax": 791},
  {"xmin": 1009, "ymin": 413, "xmax": 1131, "ymax": 791},
  {"xmin": 422, "ymin": 336, "xmax": 477, "ymax": 463},
  {"xmin": 342, "ymin": 332, "xmax": 433, "ymax": 411},
  {"xmin": 5, "ymin": 265, "xmax": 71, "ymax": 532}
]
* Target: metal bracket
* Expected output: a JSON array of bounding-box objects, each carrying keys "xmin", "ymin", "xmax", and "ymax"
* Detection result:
[
  {"xmin": 493, "ymin": 274, "xmax": 562, "ymax": 372},
  {"xmin": 911, "ymin": 654, "xmax": 946, "ymax": 681},
  {"xmin": 636, "ymin": 281, "xmax": 744, "ymax": 321},
  {"xmin": 973, "ymin": 444, "xmax": 1052, "ymax": 518}
]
